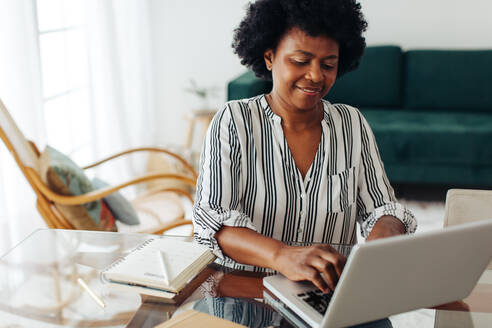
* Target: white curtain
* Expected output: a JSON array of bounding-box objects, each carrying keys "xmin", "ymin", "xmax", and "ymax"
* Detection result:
[
  {"xmin": 0, "ymin": 0, "xmax": 46, "ymax": 254},
  {"xmin": 0, "ymin": 0, "xmax": 157, "ymax": 253},
  {"xmin": 85, "ymin": 0, "xmax": 157, "ymax": 187}
]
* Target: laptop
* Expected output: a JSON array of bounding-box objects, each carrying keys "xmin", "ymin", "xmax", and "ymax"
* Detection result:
[{"xmin": 263, "ymin": 219, "xmax": 492, "ymax": 328}]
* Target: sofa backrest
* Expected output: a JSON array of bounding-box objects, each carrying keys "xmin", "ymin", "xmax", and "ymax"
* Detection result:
[
  {"xmin": 327, "ymin": 45, "xmax": 403, "ymax": 107},
  {"xmin": 404, "ymin": 50, "xmax": 492, "ymax": 112},
  {"xmin": 227, "ymin": 71, "xmax": 272, "ymax": 101},
  {"xmin": 228, "ymin": 47, "xmax": 492, "ymax": 113}
]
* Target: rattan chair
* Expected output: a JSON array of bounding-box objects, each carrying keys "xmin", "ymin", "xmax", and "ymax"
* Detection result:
[{"xmin": 0, "ymin": 98, "xmax": 195, "ymax": 235}]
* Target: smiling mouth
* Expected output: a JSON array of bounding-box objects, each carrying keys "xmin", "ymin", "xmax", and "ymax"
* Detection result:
[{"xmin": 297, "ymin": 86, "xmax": 322, "ymax": 95}]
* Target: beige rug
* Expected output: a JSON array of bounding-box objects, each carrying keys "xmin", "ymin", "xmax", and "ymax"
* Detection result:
[{"xmin": 400, "ymin": 198, "xmax": 445, "ymax": 233}]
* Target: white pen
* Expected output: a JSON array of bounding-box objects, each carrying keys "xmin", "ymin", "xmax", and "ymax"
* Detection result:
[
  {"xmin": 77, "ymin": 277, "xmax": 106, "ymax": 308},
  {"xmin": 158, "ymin": 250, "xmax": 170, "ymax": 285}
]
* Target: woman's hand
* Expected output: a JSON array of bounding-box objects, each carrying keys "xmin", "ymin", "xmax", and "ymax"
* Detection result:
[
  {"xmin": 273, "ymin": 244, "xmax": 346, "ymax": 293},
  {"xmin": 366, "ymin": 215, "xmax": 406, "ymax": 241},
  {"xmin": 215, "ymin": 227, "xmax": 346, "ymax": 293}
]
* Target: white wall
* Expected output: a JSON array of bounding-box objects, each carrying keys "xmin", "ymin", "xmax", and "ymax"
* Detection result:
[
  {"xmin": 361, "ymin": 0, "xmax": 492, "ymax": 49},
  {"xmin": 149, "ymin": 0, "xmax": 492, "ymax": 149},
  {"xmin": 149, "ymin": 0, "xmax": 250, "ymax": 149}
]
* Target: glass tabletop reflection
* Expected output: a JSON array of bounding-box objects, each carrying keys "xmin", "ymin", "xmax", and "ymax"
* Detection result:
[
  {"xmin": 0, "ymin": 229, "xmax": 168, "ymax": 327},
  {"xmin": 0, "ymin": 229, "xmax": 286, "ymax": 328}
]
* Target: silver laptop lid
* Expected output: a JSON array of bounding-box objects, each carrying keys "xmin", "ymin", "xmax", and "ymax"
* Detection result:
[{"xmin": 323, "ymin": 219, "xmax": 492, "ymax": 327}]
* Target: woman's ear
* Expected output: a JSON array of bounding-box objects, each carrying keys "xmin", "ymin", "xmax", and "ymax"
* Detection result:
[{"xmin": 264, "ymin": 49, "xmax": 273, "ymax": 71}]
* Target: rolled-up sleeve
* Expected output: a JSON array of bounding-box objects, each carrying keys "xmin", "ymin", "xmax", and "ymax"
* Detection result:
[
  {"xmin": 192, "ymin": 106, "xmax": 257, "ymax": 259},
  {"xmin": 355, "ymin": 112, "xmax": 417, "ymax": 238}
]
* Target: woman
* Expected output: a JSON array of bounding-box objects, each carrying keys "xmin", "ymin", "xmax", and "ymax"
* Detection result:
[{"xmin": 193, "ymin": 0, "xmax": 417, "ymax": 293}]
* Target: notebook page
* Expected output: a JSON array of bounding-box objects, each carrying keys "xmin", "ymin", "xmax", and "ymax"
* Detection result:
[{"xmin": 103, "ymin": 238, "xmax": 211, "ymax": 290}]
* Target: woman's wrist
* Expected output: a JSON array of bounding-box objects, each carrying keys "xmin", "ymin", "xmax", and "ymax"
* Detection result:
[{"xmin": 271, "ymin": 242, "xmax": 290, "ymax": 272}]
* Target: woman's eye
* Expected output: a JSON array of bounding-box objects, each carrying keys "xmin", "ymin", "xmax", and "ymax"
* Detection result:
[
  {"xmin": 293, "ymin": 59, "xmax": 309, "ymax": 66},
  {"xmin": 322, "ymin": 64, "xmax": 335, "ymax": 70}
]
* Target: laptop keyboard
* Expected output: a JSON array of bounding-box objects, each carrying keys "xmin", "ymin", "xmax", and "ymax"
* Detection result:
[{"xmin": 297, "ymin": 289, "xmax": 333, "ymax": 315}]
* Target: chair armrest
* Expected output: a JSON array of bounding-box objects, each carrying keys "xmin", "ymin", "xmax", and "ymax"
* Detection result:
[
  {"xmin": 26, "ymin": 167, "xmax": 196, "ymax": 206},
  {"xmin": 133, "ymin": 187, "xmax": 195, "ymax": 204},
  {"xmin": 82, "ymin": 147, "xmax": 197, "ymax": 180}
]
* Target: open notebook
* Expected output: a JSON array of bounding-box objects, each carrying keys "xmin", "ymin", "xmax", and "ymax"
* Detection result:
[{"xmin": 101, "ymin": 238, "xmax": 215, "ymax": 295}]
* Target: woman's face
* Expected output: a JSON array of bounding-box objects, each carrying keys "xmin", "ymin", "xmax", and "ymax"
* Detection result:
[{"xmin": 264, "ymin": 27, "xmax": 339, "ymax": 112}]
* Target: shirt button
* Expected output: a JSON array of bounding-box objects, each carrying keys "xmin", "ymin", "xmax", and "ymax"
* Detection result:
[
  {"xmin": 300, "ymin": 210, "xmax": 305, "ymax": 216},
  {"xmin": 300, "ymin": 194, "xmax": 305, "ymax": 199},
  {"xmin": 298, "ymin": 228, "xmax": 303, "ymax": 233}
]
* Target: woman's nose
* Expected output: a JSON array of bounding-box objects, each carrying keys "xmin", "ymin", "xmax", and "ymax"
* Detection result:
[{"xmin": 305, "ymin": 64, "xmax": 323, "ymax": 83}]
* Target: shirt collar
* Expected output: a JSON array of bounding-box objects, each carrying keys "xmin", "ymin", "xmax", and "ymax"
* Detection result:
[
  {"xmin": 260, "ymin": 94, "xmax": 332, "ymax": 125},
  {"xmin": 260, "ymin": 94, "xmax": 281, "ymax": 123}
]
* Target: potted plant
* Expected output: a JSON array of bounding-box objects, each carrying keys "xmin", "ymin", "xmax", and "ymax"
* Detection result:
[{"xmin": 184, "ymin": 79, "xmax": 219, "ymax": 113}]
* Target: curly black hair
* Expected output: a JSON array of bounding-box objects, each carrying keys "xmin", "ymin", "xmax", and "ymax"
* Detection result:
[{"xmin": 232, "ymin": 0, "xmax": 368, "ymax": 80}]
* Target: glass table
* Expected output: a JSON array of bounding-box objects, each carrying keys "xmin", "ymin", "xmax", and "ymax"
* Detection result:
[{"xmin": 0, "ymin": 229, "xmax": 490, "ymax": 327}]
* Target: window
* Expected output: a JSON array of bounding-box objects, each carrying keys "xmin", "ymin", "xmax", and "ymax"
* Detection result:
[{"xmin": 35, "ymin": 0, "xmax": 92, "ymax": 163}]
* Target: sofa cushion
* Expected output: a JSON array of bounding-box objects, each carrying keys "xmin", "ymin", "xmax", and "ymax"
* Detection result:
[
  {"xmin": 327, "ymin": 46, "xmax": 403, "ymax": 108},
  {"xmin": 361, "ymin": 109, "xmax": 492, "ymax": 166},
  {"xmin": 404, "ymin": 50, "xmax": 492, "ymax": 111},
  {"xmin": 92, "ymin": 177, "xmax": 140, "ymax": 225},
  {"xmin": 39, "ymin": 146, "xmax": 117, "ymax": 231}
]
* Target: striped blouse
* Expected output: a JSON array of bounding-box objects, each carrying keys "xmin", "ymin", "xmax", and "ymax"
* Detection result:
[{"xmin": 193, "ymin": 95, "xmax": 417, "ymax": 269}]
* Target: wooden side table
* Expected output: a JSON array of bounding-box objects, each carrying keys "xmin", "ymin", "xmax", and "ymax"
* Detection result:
[{"xmin": 184, "ymin": 109, "xmax": 216, "ymax": 150}]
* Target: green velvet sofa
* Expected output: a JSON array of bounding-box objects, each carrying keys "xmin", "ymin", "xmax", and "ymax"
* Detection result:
[{"xmin": 227, "ymin": 46, "xmax": 492, "ymax": 187}]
